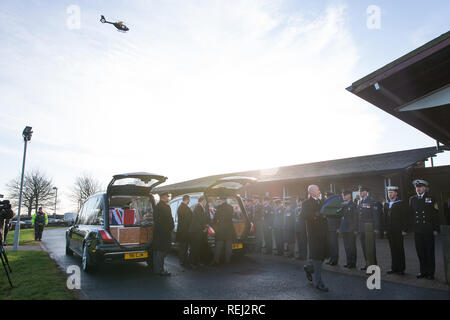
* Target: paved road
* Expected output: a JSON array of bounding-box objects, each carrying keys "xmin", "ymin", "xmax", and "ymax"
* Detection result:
[{"xmin": 41, "ymin": 228, "xmax": 449, "ymax": 300}]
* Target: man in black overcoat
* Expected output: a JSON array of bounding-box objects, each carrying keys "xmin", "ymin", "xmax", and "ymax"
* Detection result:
[
  {"xmin": 303, "ymin": 185, "xmax": 329, "ymax": 292},
  {"xmin": 153, "ymin": 192, "xmax": 175, "ymax": 276},
  {"xmin": 177, "ymin": 194, "xmax": 193, "ymax": 268},
  {"xmin": 189, "ymin": 196, "xmax": 208, "ymax": 267},
  {"xmin": 383, "ymin": 186, "xmax": 408, "ymax": 275},
  {"xmin": 211, "ymin": 197, "xmax": 237, "ymax": 265}
]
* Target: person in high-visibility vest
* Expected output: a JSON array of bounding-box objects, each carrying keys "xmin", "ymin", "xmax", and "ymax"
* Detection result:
[{"xmin": 32, "ymin": 207, "xmax": 48, "ymax": 241}]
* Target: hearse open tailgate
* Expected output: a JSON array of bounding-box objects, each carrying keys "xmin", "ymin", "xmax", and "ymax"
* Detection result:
[{"xmin": 205, "ymin": 176, "xmax": 257, "ymax": 194}]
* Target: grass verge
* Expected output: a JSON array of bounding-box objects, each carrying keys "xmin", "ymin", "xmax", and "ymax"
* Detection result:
[
  {"xmin": 6, "ymin": 226, "xmax": 67, "ymax": 246},
  {"xmin": 0, "ymin": 250, "xmax": 78, "ymax": 300}
]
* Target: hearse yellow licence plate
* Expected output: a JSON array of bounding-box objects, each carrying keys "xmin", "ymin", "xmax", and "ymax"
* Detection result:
[
  {"xmin": 232, "ymin": 243, "xmax": 243, "ymax": 250},
  {"xmin": 124, "ymin": 252, "xmax": 148, "ymax": 260}
]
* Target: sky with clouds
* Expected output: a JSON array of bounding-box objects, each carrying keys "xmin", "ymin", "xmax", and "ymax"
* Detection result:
[{"xmin": 1, "ymin": 0, "xmax": 449, "ymax": 213}]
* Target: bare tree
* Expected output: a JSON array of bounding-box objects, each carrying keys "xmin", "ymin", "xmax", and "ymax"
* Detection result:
[
  {"xmin": 7, "ymin": 169, "xmax": 55, "ymax": 217},
  {"xmin": 71, "ymin": 174, "xmax": 102, "ymax": 211}
]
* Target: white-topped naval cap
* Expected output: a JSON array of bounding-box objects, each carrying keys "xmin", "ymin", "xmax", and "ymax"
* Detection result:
[{"xmin": 413, "ymin": 179, "xmax": 429, "ymax": 187}]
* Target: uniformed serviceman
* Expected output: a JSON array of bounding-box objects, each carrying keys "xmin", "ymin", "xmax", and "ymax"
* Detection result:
[
  {"xmin": 262, "ymin": 197, "xmax": 274, "ymax": 255},
  {"xmin": 410, "ymin": 179, "xmax": 440, "ymax": 280},
  {"xmin": 252, "ymin": 196, "xmax": 264, "ymax": 253},
  {"xmin": 357, "ymin": 186, "xmax": 380, "ymax": 270},
  {"xmin": 295, "ymin": 197, "xmax": 307, "ymax": 260},
  {"xmin": 32, "ymin": 207, "xmax": 48, "ymax": 241},
  {"xmin": 284, "ymin": 197, "xmax": 296, "ymax": 258},
  {"xmin": 383, "ymin": 186, "xmax": 408, "ymax": 275},
  {"xmin": 273, "ymin": 198, "xmax": 285, "ymax": 256},
  {"xmin": 325, "ymin": 192, "xmax": 340, "ymax": 266},
  {"xmin": 339, "ymin": 190, "xmax": 358, "ymax": 269}
]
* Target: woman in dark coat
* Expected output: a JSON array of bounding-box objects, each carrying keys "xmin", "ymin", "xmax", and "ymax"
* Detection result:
[
  {"xmin": 152, "ymin": 193, "xmax": 174, "ymax": 275},
  {"xmin": 212, "ymin": 198, "xmax": 236, "ymax": 265}
]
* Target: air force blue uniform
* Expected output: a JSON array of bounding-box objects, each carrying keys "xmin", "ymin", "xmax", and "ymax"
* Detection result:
[
  {"xmin": 295, "ymin": 205, "xmax": 307, "ymax": 260},
  {"xmin": 339, "ymin": 200, "xmax": 358, "ymax": 266},
  {"xmin": 273, "ymin": 205, "xmax": 285, "ymax": 255},
  {"xmin": 357, "ymin": 196, "xmax": 380, "ymax": 266},
  {"xmin": 262, "ymin": 204, "xmax": 274, "ymax": 254}
]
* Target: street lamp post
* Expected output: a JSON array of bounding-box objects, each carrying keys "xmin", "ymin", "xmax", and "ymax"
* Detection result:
[
  {"xmin": 13, "ymin": 126, "xmax": 33, "ymax": 251},
  {"xmin": 52, "ymin": 187, "xmax": 58, "ymax": 219}
]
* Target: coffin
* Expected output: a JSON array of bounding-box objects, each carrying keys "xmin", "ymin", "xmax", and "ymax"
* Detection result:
[{"xmin": 109, "ymin": 226, "xmax": 153, "ymax": 245}]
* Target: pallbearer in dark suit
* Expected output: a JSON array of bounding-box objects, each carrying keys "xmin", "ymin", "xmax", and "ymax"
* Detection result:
[
  {"xmin": 383, "ymin": 186, "xmax": 408, "ymax": 275},
  {"xmin": 211, "ymin": 197, "xmax": 237, "ymax": 265},
  {"xmin": 153, "ymin": 192, "xmax": 175, "ymax": 276},
  {"xmin": 409, "ymin": 179, "xmax": 440, "ymax": 280},
  {"xmin": 339, "ymin": 190, "xmax": 358, "ymax": 269},
  {"xmin": 189, "ymin": 196, "xmax": 208, "ymax": 267},
  {"xmin": 177, "ymin": 195, "xmax": 193, "ymax": 268},
  {"xmin": 303, "ymin": 185, "xmax": 329, "ymax": 292}
]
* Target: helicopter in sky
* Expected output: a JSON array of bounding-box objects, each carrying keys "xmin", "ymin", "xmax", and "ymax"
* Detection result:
[{"xmin": 100, "ymin": 15, "xmax": 129, "ymax": 32}]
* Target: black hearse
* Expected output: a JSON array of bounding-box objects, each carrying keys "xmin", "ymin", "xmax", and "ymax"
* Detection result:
[{"xmin": 65, "ymin": 173, "xmax": 167, "ymax": 272}]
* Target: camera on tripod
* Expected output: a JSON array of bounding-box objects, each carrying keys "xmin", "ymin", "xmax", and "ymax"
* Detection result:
[
  {"xmin": 0, "ymin": 195, "xmax": 13, "ymax": 287},
  {"xmin": 0, "ymin": 199, "xmax": 13, "ymax": 220}
]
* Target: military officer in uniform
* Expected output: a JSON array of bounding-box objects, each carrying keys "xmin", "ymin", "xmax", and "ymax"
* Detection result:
[
  {"xmin": 339, "ymin": 190, "xmax": 358, "ymax": 269},
  {"xmin": 273, "ymin": 198, "xmax": 285, "ymax": 256},
  {"xmin": 295, "ymin": 197, "xmax": 307, "ymax": 260},
  {"xmin": 383, "ymin": 186, "xmax": 408, "ymax": 275},
  {"xmin": 325, "ymin": 192, "xmax": 340, "ymax": 266},
  {"xmin": 284, "ymin": 197, "xmax": 296, "ymax": 258},
  {"xmin": 357, "ymin": 186, "xmax": 380, "ymax": 270},
  {"xmin": 252, "ymin": 196, "xmax": 264, "ymax": 253},
  {"xmin": 262, "ymin": 197, "xmax": 274, "ymax": 255},
  {"xmin": 410, "ymin": 179, "xmax": 440, "ymax": 279}
]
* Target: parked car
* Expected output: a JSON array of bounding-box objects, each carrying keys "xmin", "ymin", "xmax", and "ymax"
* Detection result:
[
  {"xmin": 65, "ymin": 172, "xmax": 167, "ymax": 272},
  {"xmin": 10, "ymin": 220, "xmax": 29, "ymax": 230},
  {"xmin": 168, "ymin": 176, "xmax": 257, "ymax": 257}
]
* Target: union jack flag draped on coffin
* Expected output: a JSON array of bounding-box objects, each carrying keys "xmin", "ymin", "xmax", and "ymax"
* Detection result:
[
  {"xmin": 206, "ymin": 224, "xmax": 216, "ymax": 236},
  {"xmin": 209, "ymin": 207, "xmax": 216, "ymax": 220},
  {"xmin": 109, "ymin": 208, "xmax": 137, "ymax": 225}
]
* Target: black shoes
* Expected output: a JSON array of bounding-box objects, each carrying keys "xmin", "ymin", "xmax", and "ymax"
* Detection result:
[
  {"xmin": 387, "ymin": 270, "xmax": 396, "ymax": 274},
  {"xmin": 388, "ymin": 270, "xmax": 405, "ymax": 275},
  {"xmin": 315, "ymin": 282, "xmax": 329, "ymax": 292},
  {"xmin": 416, "ymin": 273, "xmax": 427, "ymax": 279},
  {"xmin": 303, "ymin": 265, "xmax": 313, "ymax": 282},
  {"xmin": 360, "ymin": 266, "xmax": 367, "ymax": 271},
  {"xmin": 344, "ymin": 264, "xmax": 356, "ymax": 269}
]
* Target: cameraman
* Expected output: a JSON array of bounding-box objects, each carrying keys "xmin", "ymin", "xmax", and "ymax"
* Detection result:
[
  {"xmin": 32, "ymin": 207, "xmax": 48, "ymax": 241},
  {"xmin": 0, "ymin": 200, "xmax": 14, "ymax": 245}
]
